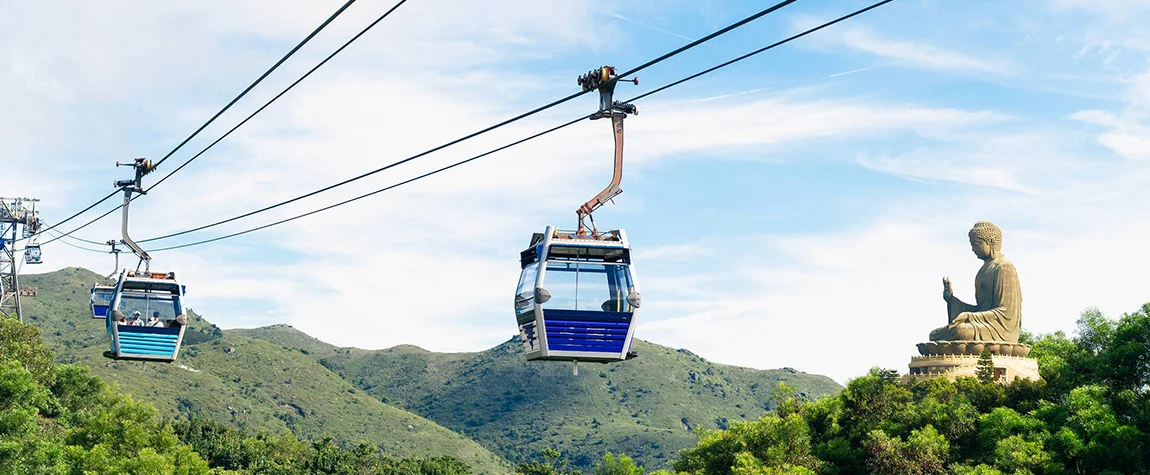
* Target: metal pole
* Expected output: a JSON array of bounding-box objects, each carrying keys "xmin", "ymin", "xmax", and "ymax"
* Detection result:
[{"xmin": 11, "ymin": 224, "xmax": 20, "ymax": 323}]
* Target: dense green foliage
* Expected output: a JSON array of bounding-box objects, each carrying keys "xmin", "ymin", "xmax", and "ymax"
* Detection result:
[
  {"xmin": 20, "ymin": 268, "xmax": 512, "ymax": 473},
  {"xmin": 1, "ymin": 316, "xmax": 211, "ymax": 473},
  {"xmin": 663, "ymin": 303, "xmax": 1150, "ymax": 474},
  {"xmin": 244, "ymin": 326, "xmax": 840, "ymax": 471},
  {"xmin": 513, "ymin": 449, "xmax": 646, "ymax": 475},
  {"xmin": 1, "ymin": 317, "xmax": 481, "ymax": 474},
  {"xmin": 172, "ymin": 416, "xmax": 474, "ymax": 474}
]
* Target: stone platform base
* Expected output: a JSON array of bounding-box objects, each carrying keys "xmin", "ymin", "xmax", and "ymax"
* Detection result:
[{"xmin": 906, "ymin": 353, "xmax": 1040, "ymax": 384}]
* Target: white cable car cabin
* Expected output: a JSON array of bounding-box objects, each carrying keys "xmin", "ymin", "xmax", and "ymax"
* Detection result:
[
  {"xmin": 24, "ymin": 243, "xmax": 42, "ymax": 264},
  {"xmin": 515, "ymin": 226, "xmax": 640, "ymax": 363},
  {"xmin": 104, "ymin": 269, "xmax": 188, "ymax": 362},
  {"xmin": 90, "ymin": 285, "xmax": 115, "ymax": 319}
]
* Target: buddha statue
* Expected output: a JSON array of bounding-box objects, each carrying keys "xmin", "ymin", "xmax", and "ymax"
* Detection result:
[{"xmin": 930, "ymin": 221, "xmax": 1022, "ymax": 343}]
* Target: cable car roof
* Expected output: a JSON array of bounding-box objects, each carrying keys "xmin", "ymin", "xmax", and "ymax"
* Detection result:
[{"xmin": 121, "ymin": 270, "xmax": 181, "ymax": 293}]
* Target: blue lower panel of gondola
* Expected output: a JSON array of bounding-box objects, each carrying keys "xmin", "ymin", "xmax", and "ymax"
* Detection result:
[
  {"xmin": 117, "ymin": 326, "xmax": 180, "ymax": 358},
  {"xmin": 93, "ymin": 305, "xmax": 110, "ymax": 319},
  {"xmin": 542, "ymin": 309, "xmax": 632, "ymax": 353}
]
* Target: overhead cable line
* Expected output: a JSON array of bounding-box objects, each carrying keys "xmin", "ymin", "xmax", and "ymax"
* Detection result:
[
  {"xmin": 145, "ymin": 0, "xmax": 896, "ymax": 252},
  {"xmin": 43, "ymin": 229, "xmax": 107, "ymax": 253},
  {"xmin": 41, "ymin": 0, "xmax": 378, "ymax": 246},
  {"xmin": 153, "ymin": 0, "xmax": 357, "ymax": 169},
  {"xmin": 145, "ymin": 0, "xmax": 408, "ymax": 192},
  {"xmin": 136, "ymin": 0, "xmax": 802, "ymax": 245},
  {"xmin": 18, "ymin": 190, "xmax": 119, "ymax": 242}
]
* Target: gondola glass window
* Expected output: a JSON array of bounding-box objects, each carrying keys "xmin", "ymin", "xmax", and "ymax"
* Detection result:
[
  {"xmin": 118, "ymin": 292, "xmax": 181, "ymax": 323},
  {"xmin": 515, "ymin": 262, "xmax": 539, "ymax": 317},
  {"xmin": 542, "ymin": 261, "xmax": 634, "ymax": 313}
]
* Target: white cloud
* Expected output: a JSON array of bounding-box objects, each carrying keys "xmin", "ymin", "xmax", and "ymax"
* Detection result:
[
  {"xmin": 836, "ymin": 28, "xmax": 1016, "ymax": 76},
  {"xmin": 10, "ymin": 0, "xmax": 1150, "ymax": 388}
]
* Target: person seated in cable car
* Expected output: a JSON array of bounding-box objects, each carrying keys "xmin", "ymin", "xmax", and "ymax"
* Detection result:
[
  {"xmin": 116, "ymin": 314, "xmax": 127, "ymax": 326},
  {"xmin": 129, "ymin": 311, "xmax": 145, "ymax": 326},
  {"xmin": 146, "ymin": 311, "xmax": 164, "ymax": 327}
]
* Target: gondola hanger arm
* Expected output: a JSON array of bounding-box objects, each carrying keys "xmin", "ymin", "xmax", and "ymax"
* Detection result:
[
  {"xmin": 114, "ymin": 158, "xmax": 156, "ymax": 273},
  {"xmin": 575, "ymin": 66, "xmax": 638, "ymax": 237}
]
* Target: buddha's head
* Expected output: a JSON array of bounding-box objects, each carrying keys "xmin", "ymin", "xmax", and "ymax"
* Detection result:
[{"xmin": 968, "ymin": 221, "xmax": 1002, "ymax": 260}]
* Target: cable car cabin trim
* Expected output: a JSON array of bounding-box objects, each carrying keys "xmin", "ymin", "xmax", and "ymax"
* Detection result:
[{"xmin": 532, "ymin": 228, "xmax": 557, "ymax": 356}]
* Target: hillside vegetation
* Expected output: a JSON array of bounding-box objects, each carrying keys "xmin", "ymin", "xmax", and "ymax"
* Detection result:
[
  {"xmin": 19, "ymin": 268, "xmax": 511, "ymax": 474},
  {"xmin": 238, "ymin": 326, "xmax": 842, "ymax": 470},
  {"xmin": 0, "ymin": 317, "xmax": 478, "ymax": 474},
  {"xmin": 661, "ymin": 304, "xmax": 1150, "ymax": 474},
  {"xmin": 22, "ymin": 267, "xmax": 842, "ymax": 471}
]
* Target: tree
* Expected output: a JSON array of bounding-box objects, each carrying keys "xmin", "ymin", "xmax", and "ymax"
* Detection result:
[
  {"xmin": 518, "ymin": 448, "xmax": 580, "ymax": 475},
  {"xmin": 976, "ymin": 350, "xmax": 995, "ymax": 384},
  {"xmin": 593, "ymin": 453, "xmax": 643, "ymax": 475}
]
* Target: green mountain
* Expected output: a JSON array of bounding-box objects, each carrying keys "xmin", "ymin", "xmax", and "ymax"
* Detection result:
[
  {"xmin": 19, "ymin": 267, "xmax": 511, "ymax": 474},
  {"xmin": 21, "ymin": 267, "xmax": 842, "ymax": 471},
  {"xmin": 237, "ymin": 325, "xmax": 843, "ymax": 470}
]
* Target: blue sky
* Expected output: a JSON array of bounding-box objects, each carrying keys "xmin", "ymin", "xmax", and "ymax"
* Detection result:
[{"xmin": 4, "ymin": 0, "xmax": 1150, "ymax": 383}]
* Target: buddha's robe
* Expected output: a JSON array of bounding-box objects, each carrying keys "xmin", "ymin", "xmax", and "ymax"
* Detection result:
[{"xmin": 931, "ymin": 256, "xmax": 1022, "ymax": 342}]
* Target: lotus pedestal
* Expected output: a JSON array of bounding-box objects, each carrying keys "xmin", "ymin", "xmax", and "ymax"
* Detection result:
[{"xmin": 906, "ymin": 340, "xmax": 1041, "ymax": 384}]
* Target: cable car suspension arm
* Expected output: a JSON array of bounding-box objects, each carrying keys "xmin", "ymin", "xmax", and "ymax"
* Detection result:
[
  {"xmin": 576, "ymin": 66, "xmax": 638, "ymax": 236},
  {"xmin": 114, "ymin": 158, "xmax": 156, "ymax": 273}
]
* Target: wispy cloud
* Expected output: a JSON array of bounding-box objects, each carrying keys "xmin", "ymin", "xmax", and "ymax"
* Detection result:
[
  {"xmin": 594, "ymin": 8, "xmax": 717, "ymax": 47},
  {"xmin": 825, "ymin": 64, "xmax": 887, "ymax": 79},
  {"xmin": 838, "ymin": 28, "xmax": 1017, "ymax": 76}
]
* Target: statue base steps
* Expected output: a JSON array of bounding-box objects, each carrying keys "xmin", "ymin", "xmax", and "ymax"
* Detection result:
[{"xmin": 905, "ymin": 353, "xmax": 1040, "ymax": 384}]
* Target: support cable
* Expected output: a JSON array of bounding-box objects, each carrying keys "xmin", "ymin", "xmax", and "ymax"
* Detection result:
[
  {"xmin": 145, "ymin": 0, "xmax": 896, "ymax": 252},
  {"xmin": 136, "ymin": 0, "xmax": 803, "ymax": 244},
  {"xmin": 40, "ymin": 0, "xmax": 366, "ymax": 245}
]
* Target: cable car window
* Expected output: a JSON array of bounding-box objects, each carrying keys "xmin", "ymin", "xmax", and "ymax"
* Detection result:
[
  {"xmin": 515, "ymin": 262, "xmax": 539, "ymax": 314},
  {"xmin": 572, "ymin": 263, "xmax": 634, "ymax": 312},
  {"xmin": 118, "ymin": 292, "xmax": 181, "ymax": 322},
  {"xmin": 542, "ymin": 261, "xmax": 634, "ymax": 312},
  {"xmin": 542, "ymin": 262, "xmax": 579, "ymax": 310}
]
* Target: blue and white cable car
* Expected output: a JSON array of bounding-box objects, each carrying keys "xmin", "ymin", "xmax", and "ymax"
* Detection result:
[
  {"xmin": 97, "ymin": 157, "xmax": 190, "ymax": 363},
  {"xmin": 514, "ymin": 66, "xmax": 642, "ymax": 371},
  {"xmin": 516, "ymin": 226, "xmax": 640, "ymax": 364},
  {"xmin": 105, "ymin": 269, "xmax": 187, "ymax": 362}
]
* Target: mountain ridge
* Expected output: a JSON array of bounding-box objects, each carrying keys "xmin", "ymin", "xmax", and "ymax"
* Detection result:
[
  {"xmin": 21, "ymin": 267, "xmax": 842, "ymax": 471},
  {"xmin": 236, "ymin": 323, "xmax": 843, "ymax": 470},
  {"xmin": 19, "ymin": 267, "xmax": 512, "ymax": 474}
]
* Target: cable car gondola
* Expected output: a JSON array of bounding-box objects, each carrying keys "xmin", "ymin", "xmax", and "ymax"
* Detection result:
[
  {"xmin": 90, "ymin": 284, "xmax": 114, "ymax": 319},
  {"xmin": 99, "ymin": 158, "xmax": 189, "ymax": 362},
  {"xmin": 24, "ymin": 242, "xmax": 42, "ymax": 264},
  {"xmin": 516, "ymin": 226, "xmax": 640, "ymax": 364},
  {"xmin": 106, "ymin": 269, "xmax": 187, "ymax": 361},
  {"xmin": 514, "ymin": 66, "xmax": 641, "ymax": 370}
]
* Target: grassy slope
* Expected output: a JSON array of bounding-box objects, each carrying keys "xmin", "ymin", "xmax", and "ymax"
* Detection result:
[
  {"xmin": 19, "ymin": 268, "xmax": 510, "ymax": 474},
  {"xmin": 242, "ymin": 325, "xmax": 843, "ymax": 470}
]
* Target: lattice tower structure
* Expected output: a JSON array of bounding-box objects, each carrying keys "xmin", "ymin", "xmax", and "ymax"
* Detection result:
[{"xmin": 0, "ymin": 197, "xmax": 40, "ymax": 322}]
